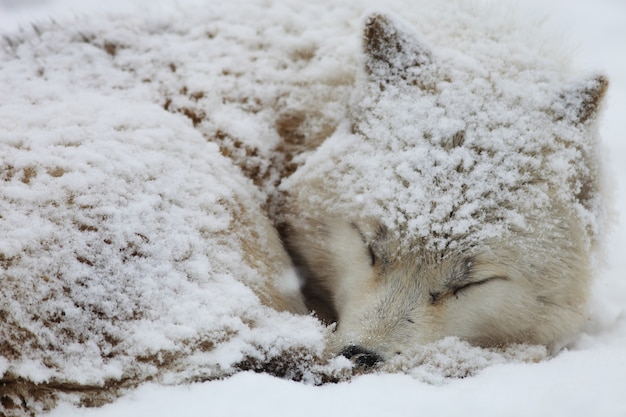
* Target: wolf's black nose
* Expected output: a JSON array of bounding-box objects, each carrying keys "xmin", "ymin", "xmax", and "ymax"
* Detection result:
[{"xmin": 340, "ymin": 345, "xmax": 383, "ymax": 368}]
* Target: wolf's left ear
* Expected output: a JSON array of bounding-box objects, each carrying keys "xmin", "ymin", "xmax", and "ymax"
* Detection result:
[
  {"xmin": 363, "ymin": 13, "xmax": 433, "ymax": 83},
  {"xmin": 553, "ymin": 75, "xmax": 608, "ymax": 124}
]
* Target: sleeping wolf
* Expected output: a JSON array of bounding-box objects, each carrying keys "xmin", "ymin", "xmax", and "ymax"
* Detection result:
[
  {"xmin": 0, "ymin": 2, "xmax": 608, "ymax": 413},
  {"xmin": 280, "ymin": 13, "xmax": 608, "ymax": 366}
]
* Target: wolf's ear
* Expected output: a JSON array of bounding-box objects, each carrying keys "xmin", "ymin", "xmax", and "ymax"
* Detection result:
[
  {"xmin": 553, "ymin": 75, "xmax": 608, "ymax": 124},
  {"xmin": 363, "ymin": 13, "xmax": 433, "ymax": 83}
]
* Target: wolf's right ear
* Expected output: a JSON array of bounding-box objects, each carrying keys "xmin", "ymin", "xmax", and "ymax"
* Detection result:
[
  {"xmin": 363, "ymin": 13, "xmax": 433, "ymax": 84},
  {"xmin": 552, "ymin": 75, "xmax": 609, "ymax": 125}
]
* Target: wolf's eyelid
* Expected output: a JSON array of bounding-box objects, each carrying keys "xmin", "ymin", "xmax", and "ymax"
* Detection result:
[{"xmin": 453, "ymin": 276, "xmax": 507, "ymax": 295}]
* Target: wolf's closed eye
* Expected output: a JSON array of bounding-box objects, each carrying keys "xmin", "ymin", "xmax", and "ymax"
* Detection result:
[{"xmin": 452, "ymin": 276, "xmax": 507, "ymax": 297}]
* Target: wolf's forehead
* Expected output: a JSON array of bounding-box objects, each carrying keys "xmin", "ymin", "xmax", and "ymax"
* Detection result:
[
  {"xmin": 296, "ymin": 89, "xmax": 587, "ymax": 251},
  {"xmin": 343, "ymin": 116, "xmax": 549, "ymax": 248}
]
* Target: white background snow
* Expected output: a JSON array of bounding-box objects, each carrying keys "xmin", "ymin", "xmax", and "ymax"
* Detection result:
[{"xmin": 1, "ymin": 0, "xmax": 625, "ymax": 416}]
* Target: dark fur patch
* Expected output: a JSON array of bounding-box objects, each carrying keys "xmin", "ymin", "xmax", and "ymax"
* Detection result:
[{"xmin": 277, "ymin": 222, "xmax": 339, "ymax": 324}]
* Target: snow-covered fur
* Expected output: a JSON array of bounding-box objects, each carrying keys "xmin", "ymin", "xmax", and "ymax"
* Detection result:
[
  {"xmin": 0, "ymin": 95, "xmax": 325, "ymax": 413},
  {"xmin": 0, "ymin": 0, "xmax": 607, "ymax": 414},
  {"xmin": 280, "ymin": 13, "xmax": 607, "ymax": 365}
]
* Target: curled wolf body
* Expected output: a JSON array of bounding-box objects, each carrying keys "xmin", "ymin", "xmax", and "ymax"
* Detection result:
[
  {"xmin": 0, "ymin": 0, "xmax": 608, "ymax": 413},
  {"xmin": 280, "ymin": 13, "xmax": 608, "ymax": 365}
]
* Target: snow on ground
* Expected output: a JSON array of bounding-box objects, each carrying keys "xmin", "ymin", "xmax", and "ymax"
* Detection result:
[{"xmin": 1, "ymin": 0, "xmax": 625, "ymax": 416}]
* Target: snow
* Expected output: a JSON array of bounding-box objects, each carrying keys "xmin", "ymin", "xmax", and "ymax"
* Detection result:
[{"xmin": 0, "ymin": 0, "xmax": 625, "ymax": 416}]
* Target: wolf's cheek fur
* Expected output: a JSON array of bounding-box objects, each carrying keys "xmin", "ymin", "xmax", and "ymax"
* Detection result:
[
  {"xmin": 316, "ymin": 210, "xmax": 590, "ymax": 360},
  {"xmin": 329, "ymin": 250, "xmax": 535, "ymax": 359}
]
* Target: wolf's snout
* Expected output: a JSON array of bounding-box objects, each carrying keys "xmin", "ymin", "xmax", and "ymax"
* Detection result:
[{"xmin": 340, "ymin": 345, "xmax": 383, "ymax": 368}]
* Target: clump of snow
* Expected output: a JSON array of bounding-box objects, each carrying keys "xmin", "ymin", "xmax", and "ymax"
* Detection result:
[{"xmin": 382, "ymin": 337, "xmax": 547, "ymax": 384}]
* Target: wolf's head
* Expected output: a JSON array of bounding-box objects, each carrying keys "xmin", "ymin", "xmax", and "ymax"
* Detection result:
[{"xmin": 280, "ymin": 13, "xmax": 607, "ymax": 366}]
